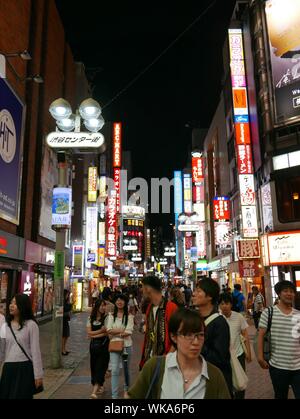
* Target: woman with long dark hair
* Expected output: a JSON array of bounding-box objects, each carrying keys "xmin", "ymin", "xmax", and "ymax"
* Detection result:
[
  {"xmin": 0, "ymin": 294, "xmax": 43, "ymax": 399},
  {"xmin": 106, "ymin": 293, "xmax": 134, "ymax": 399},
  {"xmin": 86, "ymin": 298, "xmax": 109, "ymax": 399},
  {"xmin": 62, "ymin": 289, "xmax": 72, "ymax": 355}
]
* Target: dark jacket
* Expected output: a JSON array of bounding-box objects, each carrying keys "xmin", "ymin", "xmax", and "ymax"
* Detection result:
[
  {"xmin": 201, "ymin": 312, "xmax": 232, "ymax": 393},
  {"xmin": 128, "ymin": 355, "xmax": 231, "ymax": 399}
]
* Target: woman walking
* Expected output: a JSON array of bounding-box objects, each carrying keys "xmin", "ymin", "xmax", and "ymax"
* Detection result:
[
  {"xmin": 62, "ymin": 289, "xmax": 72, "ymax": 355},
  {"xmin": 128, "ymin": 308, "xmax": 230, "ymax": 399},
  {"xmin": 106, "ymin": 294, "xmax": 134, "ymax": 399},
  {"xmin": 86, "ymin": 298, "xmax": 109, "ymax": 399},
  {"xmin": 0, "ymin": 294, "xmax": 43, "ymax": 399}
]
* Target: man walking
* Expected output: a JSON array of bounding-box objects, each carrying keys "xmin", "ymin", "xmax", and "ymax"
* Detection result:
[
  {"xmin": 257, "ymin": 280, "xmax": 300, "ymax": 399},
  {"xmin": 252, "ymin": 286, "xmax": 265, "ymax": 329},
  {"xmin": 139, "ymin": 276, "xmax": 178, "ymax": 370},
  {"xmin": 192, "ymin": 278, "xmax": 232, "ymax": 395},
  {"xmin": 232, "ymin": 284, "xmax": 246, "ymax": 314}
]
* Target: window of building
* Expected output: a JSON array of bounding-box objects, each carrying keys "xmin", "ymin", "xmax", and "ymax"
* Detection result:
[{"xmin": 276, "ymin": 175, "xmax": 300, "ymax": 222}]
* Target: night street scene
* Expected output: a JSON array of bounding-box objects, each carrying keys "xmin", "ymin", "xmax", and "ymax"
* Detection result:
[{"xmin": 1, "ymin": 0, "xmax": 300, "ymax": 404}]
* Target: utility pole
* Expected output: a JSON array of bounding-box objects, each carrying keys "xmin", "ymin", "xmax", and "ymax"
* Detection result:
[{"xmin": 51, "ymin": 152, "xmax": 68, "ymax": 369}]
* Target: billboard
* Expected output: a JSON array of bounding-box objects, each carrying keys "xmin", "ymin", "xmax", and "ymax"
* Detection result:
[
  {"xmin": 183, "ymin": 174, "xmax": 192, "ymax": 213},
  {"xmin": 52, "ymin": 187, "xmax": 72, "ymax": 228},
  {"xmin": 0, "ymin": 78, "xmax": 25, "ymax": 225},
  {"xmin": 192, "ymin": 158, "xmax": 204, "ymax": 183},
  {"xmin": 213, "ymin": 197, "xmax": 230, "ymax": 221},
  {"xmin": 268, "ymin": 231, "xmax": 300, "ymax": 265},
  {"xmin": 86, "ymin": 207, "xmax": 98, "ymax": 266},
  {"xmin": 174, "ymin": 171, "xmax": 183, "ymax": 216},
  {"xmin": 88, "ymin": 167, "xmax": 98, "ymax": 202},
  {"xmin": 113, "ymin": 122, "xmax": 122, "ymax": 168},
  {"xmin": 265, "ymin": 0, "xmax": 300, "ymax": 125},
  {"xmin": 72, "ymin": 245, "xmax": 84, "ymax": 277}
]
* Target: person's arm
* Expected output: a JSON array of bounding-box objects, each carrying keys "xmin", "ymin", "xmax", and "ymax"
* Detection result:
[
  {"xmin": 123, "ymin": 315, "xmax": 134, "ymax": 337},
  {"xmin": 241, "ymin": 328, "xmax": 252, "ymax": 362},
  {"xmin": 0, "ymin": 323, "xmax": 6, "ymax": 363},
  {"xmin": 29, "ymin": 322, "xmax": 44, "ymax": 388},
  {"xmin": 128, "ymin": 357, "xmax": 158, "ymax": 399},
  {"xmin": 257, "ymin": 309, "xmax": 269, "ymax": 369}
]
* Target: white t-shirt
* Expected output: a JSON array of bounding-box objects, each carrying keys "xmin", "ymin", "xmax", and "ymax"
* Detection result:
[
  {"xmin": 106, "ymin": 313, "xmax": 134, "ymax": 348},
  {"xmin": 223, "ymin": 311, "xmax": 248, "ymax": 357}
]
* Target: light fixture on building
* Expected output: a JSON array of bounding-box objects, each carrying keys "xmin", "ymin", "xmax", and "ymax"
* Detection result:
[{"xmin": 293, "ymin": 192, "xmax": 299, "ymax": 200}]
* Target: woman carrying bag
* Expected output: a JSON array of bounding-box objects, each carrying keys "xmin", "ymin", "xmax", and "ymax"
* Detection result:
[
  {"xmin": 0, "ymin": 294, "xmax": 43, "ymax": 399},
  {"xmin": 86, "ymin": 298, "xmax": 109, "ymax": 399},
  {"xmin": 106, "ymin": 294, "xmax": 134, "ymax": 399}
]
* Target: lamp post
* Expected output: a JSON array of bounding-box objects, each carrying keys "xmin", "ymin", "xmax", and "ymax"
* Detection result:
[
  {"xmin": 48, "ymin": 97, "xmax": 104, "ymax": 368},
  {"xmin": 177, "ymin": 212, "xmax": 200, "ymax": 284}
]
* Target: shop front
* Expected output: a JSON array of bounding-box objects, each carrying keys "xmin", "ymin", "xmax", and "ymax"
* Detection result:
[
  {"xmin": 267, "ymin": 230, "xmax": 300, "ymax": 301},
  {"xmin": 25, "ymin": 240, "xmax": 55, "ymax": 321},
  {"xmin": 0, "ymin": 230, "xmax": 26, "ymax": 315}
]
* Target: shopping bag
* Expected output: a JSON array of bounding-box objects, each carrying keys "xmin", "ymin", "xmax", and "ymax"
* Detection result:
[{"xmin": 230, "ymin": 350, "xmax": 248, "ymax": 392}]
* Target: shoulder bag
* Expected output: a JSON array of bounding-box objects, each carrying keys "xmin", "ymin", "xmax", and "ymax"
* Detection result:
[
  {"xmin": 253, "ymin": 306, "xmax": 273, "ymax": 362},
  {"xmin": 108, "ymin": 339, "xmax": 124, "ymax": 353},
  {"xmin": 8, "ymin": 325, "xmax": 44, "ymax": 394}
]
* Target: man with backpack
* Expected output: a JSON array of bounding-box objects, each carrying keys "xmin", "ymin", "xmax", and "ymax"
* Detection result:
[{"xmin": 232, "ymin": 284, "xmax": 246, "ymax": 314}]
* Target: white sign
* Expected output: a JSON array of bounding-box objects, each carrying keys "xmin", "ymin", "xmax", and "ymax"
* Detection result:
[
  {"xmin": 122, "ymin": 205, "xmax": 145, "ymax": 219},
  {"xmin": 261, "ymin": 183, "xmax": 274, "ymax": 232},
  {"xmin": 86, "ymin": 207, "xmax": 98, "ymax": 267},
  {"xmin": 239, "ymin": 174, "xmax": 255, "ymax": 205},
  {"xmin": 214, "ymin": 222, "xmax": 231, "ymax": 246},
  {"xmin": 193, "ymin": 203, "xmax": 205, "ymax": 222},
  {"xmin": 196, "ymin": 223, "xmax": 206, "ymax": 258},
  {"xmin": 52, "ymin": 187, "xmax": 72, "ymax": 228},
  {"xmin": 164, "ymin": 252, "xmax": 176, "ymax": 257},
  {"xmin": 46, "ymin": 132, "xmax": 105, "ymax": 149},
  {"xmin": 123, "ymin": 245, "xmax": 138, "ymax": 251},
  {"xmin": 132, "ymin": 257, "xmax": 142, "ymax": 262},
  {"xmin": 242, "ymin": 206, "xmax": 258, "ymax": 237},
  {"xmin": 268, "ymin": 232, "xmax": 300, "ymax": 265},
  {"xmin": 178, "ymin": 224, "xmax": 200, "ymax": 232}
]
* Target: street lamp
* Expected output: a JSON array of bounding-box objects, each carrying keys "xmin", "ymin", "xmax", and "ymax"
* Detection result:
[{"xmin": 48, "ymin": 97, "xmax": 104, "ymax": 369}]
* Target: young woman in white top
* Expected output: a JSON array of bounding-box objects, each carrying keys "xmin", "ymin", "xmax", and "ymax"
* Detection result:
[
  {"xmin": 0, "ymin": 294, "xmax": 43, "ymax": 399},
  {"xmin": 106, "ymin": 294, "xmax": 134, "ymax": 399}
]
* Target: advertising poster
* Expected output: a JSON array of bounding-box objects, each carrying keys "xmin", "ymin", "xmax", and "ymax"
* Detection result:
[
  {"xmin": 52, "ymin": 187, "xmax": 72, "ymax": 228},
  {"xmin": 265, "ymin": 0, "xmax": 300, "ymax": 124},
  {"xmin": 88, "ymin": 167, "xmax": 97, "ymax": 202},
  {"xmin": 0, "ymin": 78, "xmax": 25, "ymax": 225},
  {"xmin": 39, "ymin": 146, "xmax": 57, "ymax": 241},
  {"xmin": 72, "ymin": 245, "xmax": 84, "ymax": 277}
]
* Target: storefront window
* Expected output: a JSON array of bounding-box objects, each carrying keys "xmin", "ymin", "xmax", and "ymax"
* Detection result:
[{"xmin": 0, "ymin": 271, "xmax": 9, "ymax": 315}]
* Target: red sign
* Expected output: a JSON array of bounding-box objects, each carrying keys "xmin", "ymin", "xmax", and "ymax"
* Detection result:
[
  {"xmin": 237, "ymin": 239, "xmax": 260, "ymax": 259},
  {"xmin": 237, "ymin": 144, "xmax": 253, "ymax": 175},
  {"xmin": 213, "ymin": 197, "xmax": 230, "ymax": 221},
  {"xmin": 192, "ymin": 157, "xmax": 204, "ymax": 183},
  {"xmin": 114, "ymin": 168, "xmax": 121, "ymax": 214},
  {"xmin": 193, "ymin": 184, "xmax": 204, "ymax": 204},
  {"xmin": 0, "ymin": 236, "xmax": 8, "ymax": 255},
  {"xmin": 235, "ymin": 122, "xmax": 251, "ymax": 145},
  {"xmin": 106, "ymin": 191, "xmax": 117, "ymax": 257},
  {"xmin": 113, "ymin": 122, "xmax": 122, "ymax": 168},
  {"xmin": 239, "ymin": 259, "xmax": 260, "ymax": 277}
]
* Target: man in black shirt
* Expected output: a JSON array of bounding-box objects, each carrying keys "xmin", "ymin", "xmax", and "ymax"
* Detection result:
[{"xmin": 192, "ymin": 278, "xmax": 232, "ymax": 395}]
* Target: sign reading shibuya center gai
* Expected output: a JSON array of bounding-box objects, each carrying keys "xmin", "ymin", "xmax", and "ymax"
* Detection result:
[
  {"xmin": 52, "ymin": 187, "xmax": 72, "ymax": 229},
  {"xmin": 0, "ymin": 78, "xmax": 25, "ymax": 225},
  {"xmin": 46, "ymin": 132, "xmax": 104, "ymax": 149}
]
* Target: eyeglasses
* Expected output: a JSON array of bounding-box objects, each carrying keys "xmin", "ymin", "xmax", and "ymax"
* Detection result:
[{"xmin": 177, "ymin": 332, "xmax": 205, "ymax": 342}]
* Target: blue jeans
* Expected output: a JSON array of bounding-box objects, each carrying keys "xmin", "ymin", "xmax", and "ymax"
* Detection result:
[
  {"xmin": 110, "ymin": 346, "xmax": 132, "ymax": 399},
  {"xmin": 269, "ymin": 365, "xmax": 300, "ymax": 399}
]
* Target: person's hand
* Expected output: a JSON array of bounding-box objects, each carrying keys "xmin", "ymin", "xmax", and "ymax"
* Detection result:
[
  {"xmin": 35, "ymin": 378, "xmax": 43, "ymax": 389},
  {"xmin": 258, "ymin": 358, "xmax": 269, "ymax": 369}
]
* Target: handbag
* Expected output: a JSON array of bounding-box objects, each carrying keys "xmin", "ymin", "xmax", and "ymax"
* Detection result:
[
  {"xmin": 108, "ymin": 339, "xmax": 124, "ymax": 352},
  {"xmin": 253, "ymin": 306, "xmax": 273, "ymax": 362},
  {"xmin": 230, "ymin": 349, "xmax": 248, "ymax": 392},
  {"xmin": 8, "ymin": 325, "xmax": 44, "ymax": 395}
]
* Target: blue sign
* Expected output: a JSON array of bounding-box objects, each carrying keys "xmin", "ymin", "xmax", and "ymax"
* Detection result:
[
  {"xmin": 0, "ymin": 78, "xmax": 25, "ymax": 224},
  {"xmin": 174, "ymin": 171, "xmax": 183, "ymax": 216},
  {"xmin": 234, "ymin": 115, "xmax": 249, "ymax": 123}
]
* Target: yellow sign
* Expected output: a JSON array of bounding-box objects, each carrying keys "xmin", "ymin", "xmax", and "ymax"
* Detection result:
[
  {"xmin": 98, "ymin": 246, "xmax": 105, "ymax": 267},
  {"xmin": 88, "ymin": 167, "xmax": 98, "ymax": 202}
]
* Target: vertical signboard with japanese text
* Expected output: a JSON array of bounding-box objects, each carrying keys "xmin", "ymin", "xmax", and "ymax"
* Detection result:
[
  {"xmin": 183, "ymin": 174, "xmax": 192, "ymax": 214},
  {"xmin": 106, "ymin": 190, "xmax": 117, "ymax": 258},
  {"xmin": 0, "ymin": 78, "xmax": 25, "ymax": 225},
  {"xmin": 174, "ymin": 171, "xmax": 183, "ymax": 268},
  {"xmin": 88, "ymin": 167, "xmax": 98, "ymax": 202},
  {"xmin": 72, "ymin": 245, "xmax": 84, "ymax": 277},
  {"xmin": 213, "ymin": 196, "xmax": 231, "ymax": 248},
  {"xmin": 229, "ymin": 28, "xmax": 258, "ymax": 238},
  {"xmin": 86, "ymin": 207, "xmax": 98, "ymax": 267}
]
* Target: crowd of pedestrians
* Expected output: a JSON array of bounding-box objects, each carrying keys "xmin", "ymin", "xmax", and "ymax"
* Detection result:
[{"xmin": 0, "ymin": 275, "xmax": 300, "ymax": 400}]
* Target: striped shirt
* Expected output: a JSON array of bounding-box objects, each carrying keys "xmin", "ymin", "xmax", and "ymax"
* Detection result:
[
  {"xmin": 259, "ymin": 305, "xmax": 300, "ymax": 370},
  {"xmin": 223, "ymin": 311, "xmax": 248, "ymax": 357},
  {"xmin": 253, "ymin": 293, "xmax": 264, "ymax": 313}
]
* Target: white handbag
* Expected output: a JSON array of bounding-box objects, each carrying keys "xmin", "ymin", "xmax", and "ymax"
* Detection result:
[{"xmin": 230, "ymin": 349, "xmax": 249, "ymax": 391}]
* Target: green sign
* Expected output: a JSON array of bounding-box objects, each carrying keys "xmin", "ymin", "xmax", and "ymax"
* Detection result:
[{"xmin": 54, "ymin": 251, "xmax": 65, "ymax": 280}]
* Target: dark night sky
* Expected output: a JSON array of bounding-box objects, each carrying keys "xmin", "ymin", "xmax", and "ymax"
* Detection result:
[{"xmin": 55, "ymin": 0, "xmax": 236, "ymax": 239}]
